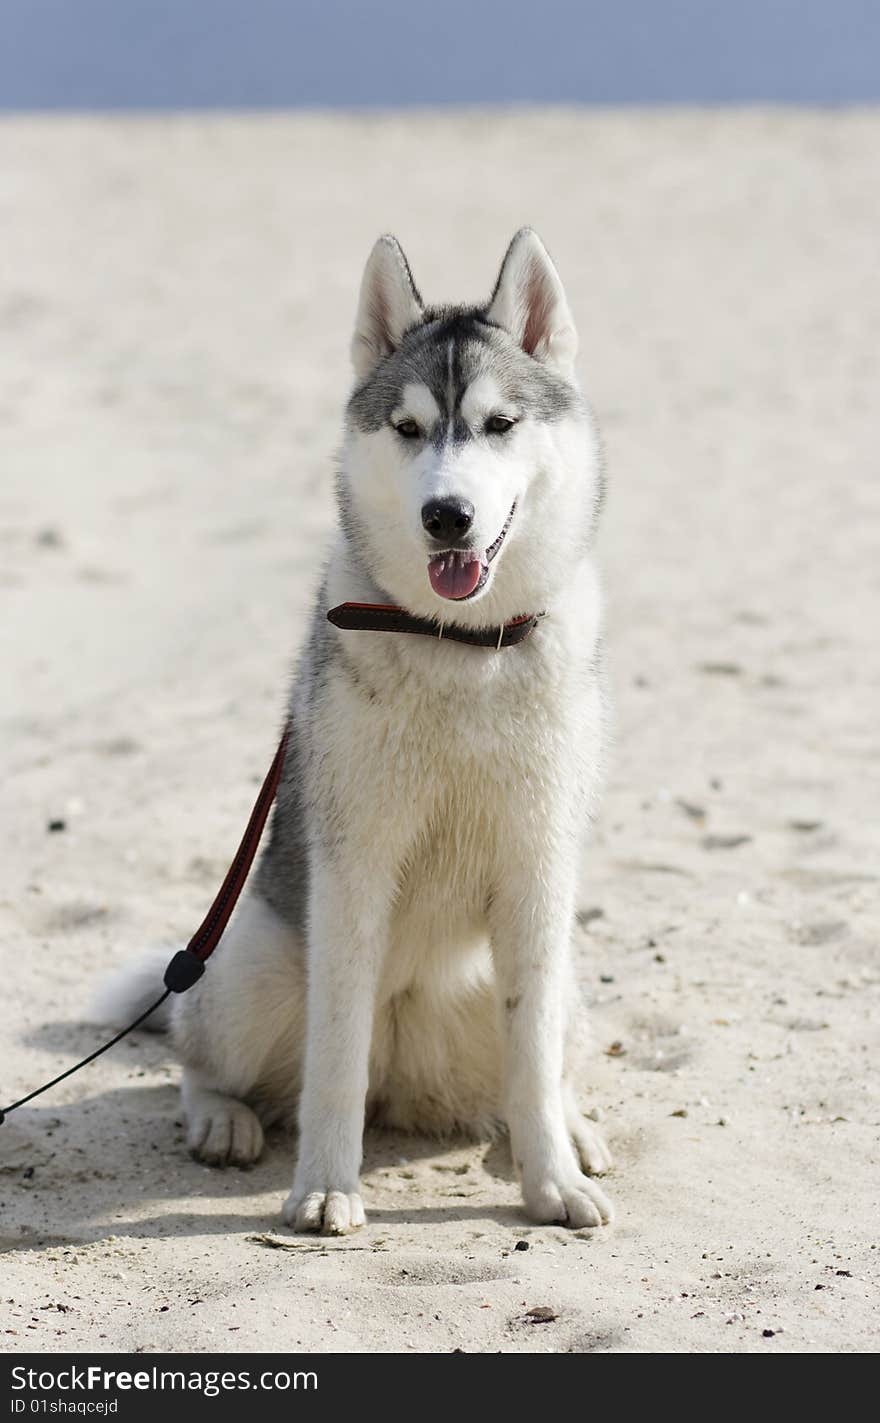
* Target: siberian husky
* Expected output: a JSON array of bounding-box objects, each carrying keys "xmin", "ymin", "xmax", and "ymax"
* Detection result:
[{"xmin": 99, "ymin": 229, "xmax": 614, "ymax": 1233}]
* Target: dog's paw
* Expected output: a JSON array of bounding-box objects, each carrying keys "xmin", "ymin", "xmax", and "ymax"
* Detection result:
[
  {"xmin": 568, "ymin": 1116, "xmax": 614, "ymax": 1176},
  {"xmin": 186, "ymin": 1098, "xmax": 264, "ymax": 1167},
  {"xmin": 281, "ymin": 1188, "xmax": 366, "ymax": 1235},
  {"xmin": 523, "ymin": 1172, "xmax": 614, "ymax": 1229}
]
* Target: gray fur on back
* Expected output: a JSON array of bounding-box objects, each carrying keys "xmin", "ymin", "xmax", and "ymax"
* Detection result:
[{"xmin": 254, "ymin": 599, "xmax": 331, "ymax": 938}]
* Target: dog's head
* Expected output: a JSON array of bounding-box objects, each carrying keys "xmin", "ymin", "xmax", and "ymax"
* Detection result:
[{"xmin": 340, "ymin": 230, "xmax": 602, "ymax": 623}]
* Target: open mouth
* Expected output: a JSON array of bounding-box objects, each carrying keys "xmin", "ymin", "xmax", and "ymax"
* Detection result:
[{"xmin": 427, "ymin": 502, "xmax": 517, "ymax": 602}]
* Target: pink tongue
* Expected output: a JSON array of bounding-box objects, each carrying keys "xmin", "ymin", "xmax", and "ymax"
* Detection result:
[{"xmin": 428, "ymin": 551, "xmax": 483, "ymax": 600}]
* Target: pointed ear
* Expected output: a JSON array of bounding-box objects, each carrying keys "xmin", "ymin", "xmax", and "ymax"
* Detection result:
[
  {"xmin": 486, "ymin": 228, "xmax": 577, "ymax": 374},
  {"xmin": 351, "ymin": 235, "xmax": 424, "ymax": 379}
]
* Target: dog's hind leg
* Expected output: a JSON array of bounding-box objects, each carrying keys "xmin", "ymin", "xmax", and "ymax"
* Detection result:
[
  {"xmin": 171, "ymin": 893, "xmax": 307, "ymax": 1166},
  {"xmin": 181, "ymin": 1068, "xmax": 265, "ymax": 1166},
  {"xmin": 561, "ymin": 1010, "xmax": 613, "ymax": 1175},
  {"xmin": 563, "ymin": 1081, "xmax": 613, "ymax": 1176}
]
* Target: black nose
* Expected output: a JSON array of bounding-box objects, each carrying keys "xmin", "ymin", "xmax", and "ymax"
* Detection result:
[{"xmin": 421, "ymin": 497, "xmax": 475, "ymax": 544}]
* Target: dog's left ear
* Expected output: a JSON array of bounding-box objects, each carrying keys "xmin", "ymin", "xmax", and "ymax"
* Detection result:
[
  {"xmin": 351, "ymin": 235, "xmax": 424, "ymax": 379},
  {"xmin": 486, "ymin": 229, "xmax": 577, "ymax": 375}
]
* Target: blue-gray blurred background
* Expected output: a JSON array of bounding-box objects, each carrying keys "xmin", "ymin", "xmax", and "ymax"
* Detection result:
[{"xmin": 3, "ymin": 0, "xmax": 879, "ymax": 109}]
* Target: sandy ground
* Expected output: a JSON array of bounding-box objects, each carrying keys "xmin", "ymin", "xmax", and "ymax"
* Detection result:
[{"xmin": 1, "ymin": 109, "xmax": 878, "ymax": 1355}]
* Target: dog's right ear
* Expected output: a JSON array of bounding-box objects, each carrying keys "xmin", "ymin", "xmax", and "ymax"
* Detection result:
[
  {"xmin": 351, "ymin": 235, "xmax": 424, "ymax": 379},
  {"xmin": 486, "ymin": 228, "xmax": 577, "ymax": 376}
]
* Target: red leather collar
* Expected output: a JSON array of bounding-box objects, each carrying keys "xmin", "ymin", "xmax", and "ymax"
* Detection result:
[{"xmin": 327, "ymin": 601, "xmax": 542, "ymax": 649}]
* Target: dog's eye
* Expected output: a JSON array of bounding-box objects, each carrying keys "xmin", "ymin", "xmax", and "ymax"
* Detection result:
[
  {"xmin": 485, "ymin": 414, "xmax": 516, "ymax": 435},
  {"xmin": 394, "ymin": 418, "xmax": 421, "ymax": 440}
]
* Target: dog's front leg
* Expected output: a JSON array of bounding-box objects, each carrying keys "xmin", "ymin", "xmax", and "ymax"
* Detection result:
[
  {"xmin": 282, "ymin": 857, "xmax": 387, "ymax": 1235},
  {"xmin": 491, "ymin": 853, "xmax": 614, "ymax": 1230}
]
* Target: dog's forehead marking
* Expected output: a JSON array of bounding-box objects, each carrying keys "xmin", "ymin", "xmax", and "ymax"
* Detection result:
[
  {"xmin": 460, "ymin": 372, "xmax": 510, "ymax": 426},
  {"xmin": 393, "ymin": 382, "xmax": 442, "ymax": 428},
  {"xmin": 445, "ymin": 340, "xmax": 456, "ymax": 442},
  {"xmin": 446, "ymin": 340, "xmax": 456, "ymax": 410}
]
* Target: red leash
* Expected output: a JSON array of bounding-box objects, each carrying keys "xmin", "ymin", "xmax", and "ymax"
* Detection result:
[{"xmin": 163, "ymin": 719, "xmax": 290, "ymax": 992}]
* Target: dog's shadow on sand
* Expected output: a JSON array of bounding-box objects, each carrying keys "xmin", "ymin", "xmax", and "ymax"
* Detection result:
[{"xmin": 2, "ymin": 1025, "xmax": 523, "ymax": 1251}]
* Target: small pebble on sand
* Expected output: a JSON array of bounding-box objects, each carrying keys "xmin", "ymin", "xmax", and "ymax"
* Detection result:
[
  {"xmin": 576, "ymin": 906, "xmax": 605, "ymax": 926},
  {"xmin": 702, "ymin": 833, "xmax": 752, "ymax": 851}
]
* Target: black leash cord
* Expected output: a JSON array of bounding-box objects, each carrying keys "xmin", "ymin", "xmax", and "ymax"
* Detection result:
[
  {"xmin": 0, "ymin": 989, "xmax": 172, "ymax": 1125},
  {"xmin": 0, "ymin": 947, "xmax": 206, "ymax": 1126}
]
